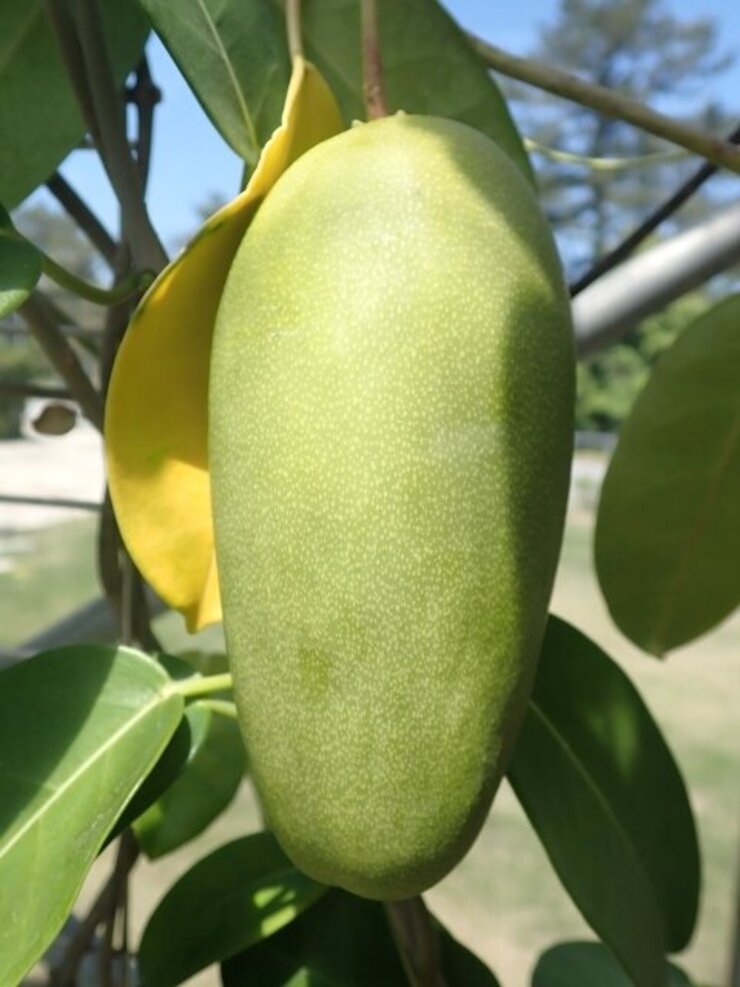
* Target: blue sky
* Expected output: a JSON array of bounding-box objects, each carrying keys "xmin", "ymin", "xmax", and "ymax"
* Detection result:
[{"xmin": 36, "ymin": 0, "xmax": 740, "ymax": 253}]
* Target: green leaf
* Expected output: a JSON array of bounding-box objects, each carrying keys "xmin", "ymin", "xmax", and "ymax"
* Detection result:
[
  {"xmin": 0, "ymin": 645, "xmax": 183, "ymax": 986},
  {"xmin": 222, "ymin": 890, "xmax": 499, "ymax": 986},
  {"xmin": 221, "ymin": 890, "xmax": 407, "ymax": 987},
  {"xmin": 532, "ymin": 941, "xmax": 693, "ymax": 987},
  {"xmin": 508, "ymin": 617, "xmax": 700, "ymax": 987},
  {"xmin": 137, "ymin": 0, "xmax": 291, "ymax": 165},
  {"xmin": 438, "ymin": 923, "xmax": 501, "ymax": 986},
  {"xmin": 301, "ymin": 0, "xmax": 533, "ymax": 183},
  {"xmin": 138, "ymin": 832, "xmax": 326, "ymax": 987},
  {"xmin": 108, "ymin": 701, "xmax": 212, "ymax": 844},
  {"xmin": 0, "ymin": 206, "xmax": 42, "ymax": 317},
  {"xmin": 0, "ymin": 1, "xmax": 149, "ymax": 206},
  {"xmin": 134, "ymin": 702, "xmax": 246, "ymax": 858},
  {"xmin": 595, "ymin": 294, "xmax": 740, "ymax": 655}
]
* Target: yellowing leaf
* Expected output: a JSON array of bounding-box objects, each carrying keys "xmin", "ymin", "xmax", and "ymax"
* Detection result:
[{"xmin": 105, "ymin": 58, "xmax": 343, "ymax": 630}]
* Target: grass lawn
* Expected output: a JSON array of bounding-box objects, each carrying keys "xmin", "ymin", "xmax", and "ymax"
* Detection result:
[
  {"xmin": 427, "ymin": 514, "xmax": 740, "ymax": 986},
  {"xmin": 0, "ymin": 517, "xmax": 98, "ymax": 649},
  {"xmin": 3, "ymin": 510, "xmax": 738, "ymax": 985}
]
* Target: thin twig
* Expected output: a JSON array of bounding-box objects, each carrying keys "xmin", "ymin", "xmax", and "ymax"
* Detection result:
[
  {"xmin": 0, "ymin": 494, "xmax": 99, "ymax": 512},
  {"xmin": 128, "ymin": 57, "xmax": 161, "ymax": 186},
  {"xmin": 69, "ymin": 0, "xmax": 168, "ymax": 271},
  {"xmin": 468, "ymin": 34, "xmax": 740, "ymax": 175},
  {"xmin": 730, "ymin": 844, "xmax": 740, "ymax": 987},
  {"xmin": 47, "ymin": 173, "xmax": 117, "ymax": 267},
  {"xmin": 385, "ymin": 898, "xmax": 447, "ymax": 987},
  {"xmin": 361, "ymin": 0, "xmax": 388, "ymax": 119},
  {"xmin": 95, "ymin": 53, "xmax": 163, "ymax": 656},
  {"xmin": 570, "ymin": 122, "xmax": 740, "ymax": 296},
  {"xmin": 0, "ymin": 382, "xmax": 71, "ymax": 400},
  {"xmin": 20, "ymin": 293, "xmax": 103, "ymax": 430},
  {"xmin": 50, "ymin": 834, "xmax": 139, "ymax": 987}
]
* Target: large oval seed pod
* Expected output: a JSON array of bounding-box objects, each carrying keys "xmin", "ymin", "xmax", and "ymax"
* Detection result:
[{"xmin": 210, "ymin": 114, "xmax": 574, "ymax": 899}]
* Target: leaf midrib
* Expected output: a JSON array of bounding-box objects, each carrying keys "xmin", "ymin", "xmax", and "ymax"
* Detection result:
[
  {"xmin": 193, "ymin": 0, "xmax": 258, "ymax": 153},
  {"xmin": 0, "ymin": 683, "xmax": 173, "ymax": 861},
  {"xmin": 0, "ymin": 4, "xmax": 42, "ymax": 78},
  {"xmin": 524, "ymin": 698, "xmax": 662, "ymax": 929}
]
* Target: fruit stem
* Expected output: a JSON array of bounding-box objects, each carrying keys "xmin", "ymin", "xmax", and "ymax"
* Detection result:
[
  {"xmin": 385, "ymin": 898, "xmax": 448, "ymax": 987},
  {"xmin": 286, "ymin": 0, "xmax": 304, "ymax": 60},
  {"xmin": 361, "ymin": 0, "xmax": 389, "ymax": 119}
]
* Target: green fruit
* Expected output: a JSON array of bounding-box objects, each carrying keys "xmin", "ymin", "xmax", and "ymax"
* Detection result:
[{"xmin": 210, "ymin": 114, "xmax": 574, "ymax": 899}]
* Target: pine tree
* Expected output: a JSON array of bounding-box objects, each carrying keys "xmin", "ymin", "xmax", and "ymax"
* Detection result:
[{"xmin": 506, "ymin": 0, "xmax": 733, "ymax": 276}]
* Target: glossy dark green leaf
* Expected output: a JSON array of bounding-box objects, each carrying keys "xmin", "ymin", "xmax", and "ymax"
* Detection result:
[
  {"xmin": 134, "ymin": 704, "xmax": 246, "ymax": 858},
  {"xmin": 508, "ymin": 617, "xmax": 699, "ymax": 987},
  {"xmin": 222, "ymin": 890, "xmax": 499, "ymax": 986},
  {"xmin": 0, "ymin": 204, "xmax": 42, "ymax": 317},
  {"xmin": 0, "ymin": 645, "xmax": 183, "ymax": 986},
  {"xmin": 438, "ymin": 924, "xmax": 500, "ymax": 986},
  {"xmin": 138, "ymin": 0, "xmax": 290, "ymax": 165},
  {"xmin": 108, "ymin": 701, "xmax": 211, "ymax": 844},
  {"xmin": 532, "ymin": 941, "xmax": 693, "ymax": 987},
  {"xmin": 301, "ymin": 0, "xmax": 533, "ymax": 182},
  {"xmin": 0, "ymin": 1, "xmax": 149, "ymax": 206},
  {"xmin": 595, "ymin": 294, "xmax": 740, "ymax": 656},
  {"xmin": 138, "ymin": 832, "xmax": 326, "ymax": 987}
]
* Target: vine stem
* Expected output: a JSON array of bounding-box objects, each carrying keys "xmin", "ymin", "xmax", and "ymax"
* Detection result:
[
  {"xmin": 361, "ymin": 0, "xmax": 388, "ymax": 119},
  {"xmin": 0, "ymin": 225, "xmax": 149, "ymax": 305},
  {"xmin": 467, "ymin": 34, "xmax": 740, "ymax": 175},
  {"xmin": 524, "ymin": 138, "xmax": 688, "ymax": 172},
  {"xmin": 41, "ymin": 251, "xmax": 153, "ymax": 305}
]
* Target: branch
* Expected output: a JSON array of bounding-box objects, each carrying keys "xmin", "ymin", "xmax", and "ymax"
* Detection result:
[
  {"xmin": 385, "ymin": 898, "xmax": 447, "ymax": 987},
  {"xmin": 20, "ymin": 293, "xmax": 103, "ymax": 429},
  {"xmin": 128, "ymin": 56, "xmax": 161, "ymax": 186},
  {"xmin": 570, "ymin": 122, "xmax": 740, "ymax": 295},
  {"xmin": 54, "ymin": 0, "xmax": 167, "ymax": 271},
  {"xmin": 47, "ymin": 173, "xmax": 117, "ymax": 267},
  {"xmin": 467, "ymin": 34, "xmax": 740, "ymax": 175}
]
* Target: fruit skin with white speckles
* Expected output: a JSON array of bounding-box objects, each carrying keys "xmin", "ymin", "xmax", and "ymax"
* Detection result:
[{"xmin": 210, "ymin": 114, "xmax": 574, "ymax": 899}]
